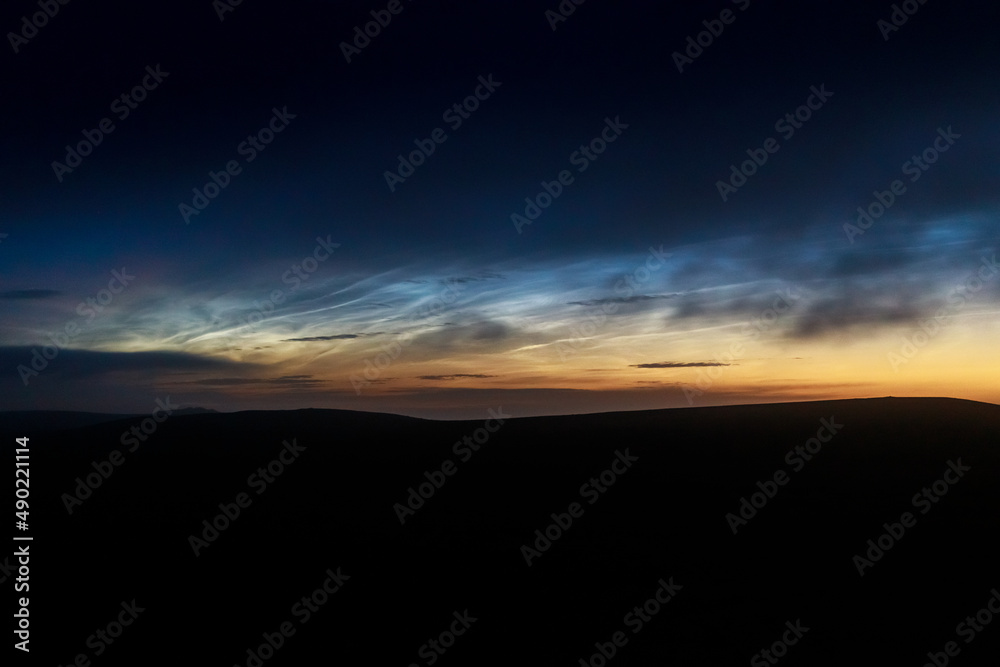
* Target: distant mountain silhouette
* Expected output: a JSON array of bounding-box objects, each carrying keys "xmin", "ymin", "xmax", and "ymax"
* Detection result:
[
  {"xmin": 5, "ymin": 397, "xmax": 998, "ymax": 665},
  {"xmin": 171, "ymin": 407, "xmax": 220, "ymax": 416}
]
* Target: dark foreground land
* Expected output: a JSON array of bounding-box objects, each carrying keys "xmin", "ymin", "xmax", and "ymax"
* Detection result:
[{"xmin": 2, "ymin": 397, "xmax": 999, "ymax": 665}]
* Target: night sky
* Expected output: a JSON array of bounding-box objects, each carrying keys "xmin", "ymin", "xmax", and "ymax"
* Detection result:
[{"xmin": 2, "ymin": 0, "xmax": 998, "ymax": 418}]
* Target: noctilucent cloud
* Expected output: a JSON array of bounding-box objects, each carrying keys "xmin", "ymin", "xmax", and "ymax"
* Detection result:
[{"xmin": 2, "ymin": 1, "xmax": 998, "ymax": 418}]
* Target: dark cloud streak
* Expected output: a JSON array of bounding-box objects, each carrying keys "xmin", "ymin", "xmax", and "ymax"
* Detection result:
[{"xmin": 630, "ymin": 362, "xmax": 733, "ymax": 368}]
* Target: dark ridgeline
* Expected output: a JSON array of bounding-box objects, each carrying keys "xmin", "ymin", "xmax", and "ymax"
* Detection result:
[{"xmin": 4, "ymin": 397, "xmax": 999, "ymax": 665}]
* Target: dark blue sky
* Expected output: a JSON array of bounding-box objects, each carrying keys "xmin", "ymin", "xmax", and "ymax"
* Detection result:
[{"xmin": 2, "ymin": 0, "xmax": 999, "ymax": 417}]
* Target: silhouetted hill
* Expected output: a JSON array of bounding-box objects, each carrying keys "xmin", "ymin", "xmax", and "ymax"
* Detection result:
[
  {"xmin": 4, "ymin": 398, "xmax": 998, "ymax": 665},
  {"xmin": 0, "ymin": 410, "xmax": 143, "ymax": 432},
  {"xmin": 0, "ymin": 406, "xmax": 218, "ymax": 431}
]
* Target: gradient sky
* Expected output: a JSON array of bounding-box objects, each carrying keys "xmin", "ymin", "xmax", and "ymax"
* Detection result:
[{"xmin": 1, "ymin": 0, "xmax": 998, "ymax": 418}]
